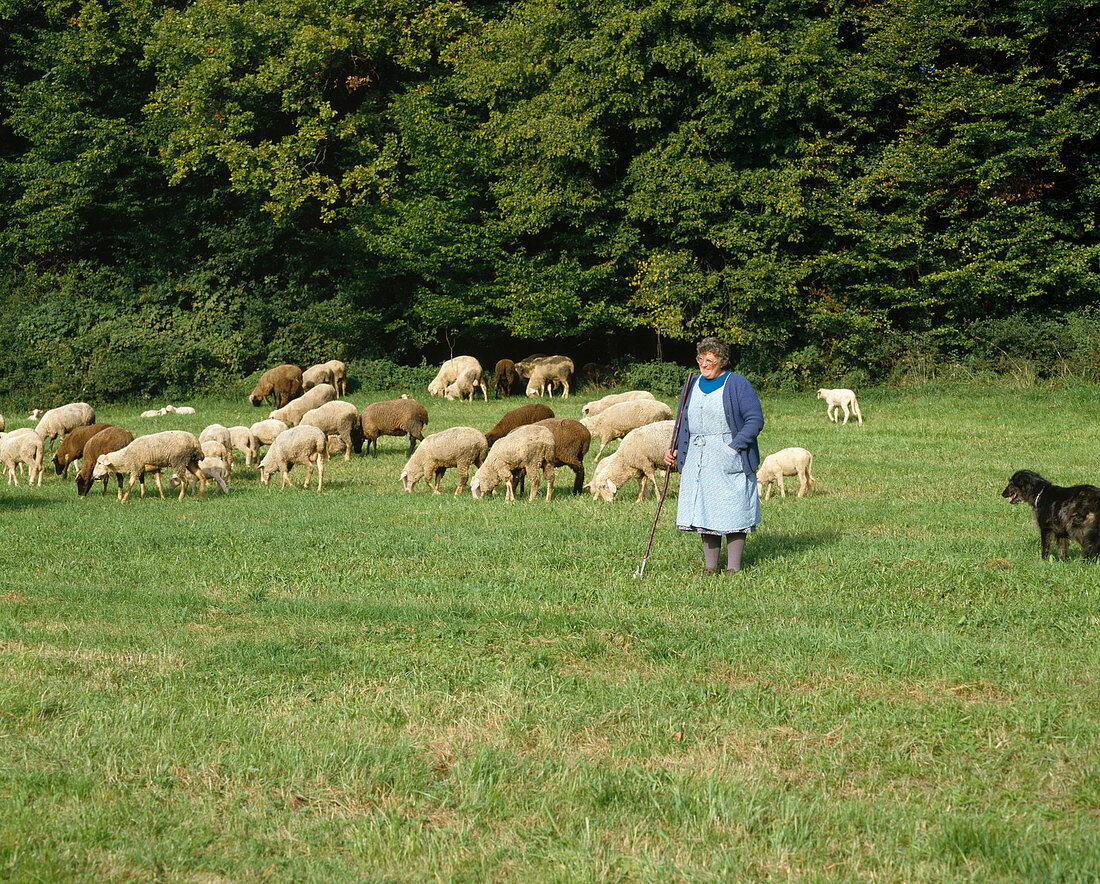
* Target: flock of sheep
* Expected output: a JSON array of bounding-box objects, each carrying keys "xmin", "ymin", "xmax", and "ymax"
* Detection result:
[{"xmin": 0, "ymin": 354, "xmax": 862, "ymax": 506}]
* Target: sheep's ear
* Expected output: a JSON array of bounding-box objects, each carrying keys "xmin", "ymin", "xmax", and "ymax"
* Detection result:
[{"xmin": 606, "ymin": 480, "xmax": 617, "ymax": 494}]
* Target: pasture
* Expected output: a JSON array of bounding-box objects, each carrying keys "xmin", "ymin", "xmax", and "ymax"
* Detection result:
[{"xmin": 2, "ymin": 383, "xmax": 1099, "ymax": 881}]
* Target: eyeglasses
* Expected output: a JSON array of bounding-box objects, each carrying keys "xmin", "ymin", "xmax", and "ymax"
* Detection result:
[{"xmin": 696, "ymin": 356, "xmax": 720, "ymax": 368}]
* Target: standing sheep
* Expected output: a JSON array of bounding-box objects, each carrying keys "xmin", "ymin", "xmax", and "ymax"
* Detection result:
[
  {"xmin": 249, "ymin": 364, "xmax": 304, "ymax": 409},
  {"xmin": 301, "ymin": 400, "xmax": 364, "ymax": 462},
  {"xmin": 76, "ymin": 427, "xmax": 134, "ymax": 497},
  {"xmin": 428, "ymin": 356, "xmax": 482, "ymax": 397},
  {"xmin": 581, "ymin": 390, "xmax": 656, "ymax": 418},
  {"xmin": 586, "ymin": 420, "xmax": 674, "ymax": 503},
  {"xmin": 199, "ymin": 424, "xmax": 233, "ymax": 479},
  {"xmin": 816, "ymin": 388, "xmax": 863, "ymax": 425},
  {"xmin": 360, "ymin": 398, "xmax": 429, "ymax": 455},
  {"xmin": 52, "ymin": 422, "xmax": 114, "ymax": 478},
  {"xmin": 228, "ymin": 426, "xmax": 261, "ymax": 466},
  {"xmin": 580, "ymin": 399, "xmax": 674, "ymax": 463},
  {"xmin": 259, "ymin": 425, "xmax": 327, "ymax": 490},
  {"xmin": 400, "ymin": 426, "xmax": 489, "ymax": 495},
  {"xmin": 1, "ymin": 431, "xmax": 45, "ymax": 486},
  {"xmin": 269, "ymin": 384, "xmax": 337, "ymax": 426},
  {"xmin": 302, "ymin": 363, "xmax": 336, "ymax": 391},
  {"xmin": 324, "ymin": 359, "xmax": 348, "ymax": 396},
  {"xmin": 34, "ymin": 402, "xmax": 95, "ymax": 452},
  {"xmin": 524, "ymin": 356, "xmax": 574, "ymax": 398},
  {"xmin": 470, "ymin": 424, "xmax": 556, "ymax": 502},
  {"xmin": 757, "ymin": 447, "xmax": 815, "ymax": 499},
  {"xmin": 513, "ymin": 354, "xmax": 549, "ymax": 379},
  {"xmin": 170, "ymin": 456, "xmax": 230, "ymax": 495},
  {"xmin": 91, "ymin": 431, "xmax": 206, "ymax": 502},
  {"xmin": 249, "ymin": 419, "xmax": 289, "ymax": 447},
  {"xmin": 444, "ymin": 365, "xmax": 489, "ymax": 401},
  {"xmin": 494, "ymin": 359, "xmax": 518, "ymax": 397},
  {"xmin": 484, "ymin": 403, "xmax": 554, "ymax": 448},
  {"xmin": 534, "ymin": 418, "xmax": 591, "ymax": 495}
]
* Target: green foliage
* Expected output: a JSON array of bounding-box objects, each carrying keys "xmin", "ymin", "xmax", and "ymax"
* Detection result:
[{"xmin": 345, "ymin": 358, "xmax": 436, "ymax": 392}]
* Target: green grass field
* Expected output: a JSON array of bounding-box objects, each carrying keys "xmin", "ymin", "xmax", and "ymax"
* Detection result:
[{"xmin": 2, "ymin": 383, "xmax": 1099, "ymax": 881}]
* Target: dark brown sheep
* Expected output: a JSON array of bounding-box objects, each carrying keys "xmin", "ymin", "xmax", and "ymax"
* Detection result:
[
  {"xmin": 535, "ymin": 418, "xmax": 592, "ymax": 495},
  {"xmin": 249, "ymin": 364, "xmax": 304, "ymax": 409},
  {"xmin": 360, "ymin": 398, "xmax": 429, "ymax": 455},
  {"xmin": 76, "ymin": 427, "xmax": 134, "ymax": 497},
  {"xmin": 52, "ymin": 422, "xmax": 114, "ymax": 478},
  {"xmin": 494, "ymin": 359, "xmax": 518, "ymax": 397},
  {"xmin": 484, "ymin": 403, "xmax": 554, "ymax": 448}
]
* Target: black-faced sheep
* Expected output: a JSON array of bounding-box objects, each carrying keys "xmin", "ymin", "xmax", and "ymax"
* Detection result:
[
  {"xmin": 91, "ymin": 430, "xmax": 206, "ymax": 502},
  {"xmin": 428, "ymin": 356, "xmax": 482, "ymax": 397},
  {"xmin": 494, "ymin": 359, "xmax": 518, "ymax": 397},
  {"xmin": 259, "ymin": 425, "xmax": 327, "ymax": 490},
  {"xmin": 360, "ymin": 398, "xmax": 429, "ymax": 455},
  {"xmin": 400, "ymin": 426, "xmax": 489, "ymax": 495},
  {"xmin": 484, "ymin": 403, "xmax": 554, "ymax": 448},
  {"xmin": 34, "ymin": 402, "xmax": 95, "ymax": 452},
  {"xmin": 52, "ymin": 422, "xmax": 114, "ymax": 478},
  {"xmin": 470, "ymin": 424, "xmax": 556, "ymax": 502},
  {"xmin": 757, "ymin": 447, "xmax": 815, "ymax": 499},
  {"xmin": 580, "ymin": 399, "xmax": 674, "ymax": 463},
  {"xmin": 249, "ymin": 364, "xmax": 304, "ymax": 409},
  {"xmin": 302, "ymin": 363, "xmax": 336, "ymax": 391},
  {"xmin": 76, "ymin": 427, "xmax": 134, "ymax": 497},
  {"xmin": 586, "ymin": 420, "xmax": 674, "ymax": 503},
  {"xmin": 1, "ymin": 431, "xmax": 44, "ymax": 486},
  {"xmin": 269, "ymin": 384, "xmax": 337, "ymax": 427},
  {"xmin": 581, "ymin": 390, "xmax": 655, "ymax": 418},
  {"xmin": 534, "ymin": 418, "xmax": 591, "ymax": 495},
  {"xmin": 301, "ymin": 400, "xmax": 364, "ymax": 462},
  {"xmin": 524, "ymin": 356, "xmax": 574, "ymax": 398}
]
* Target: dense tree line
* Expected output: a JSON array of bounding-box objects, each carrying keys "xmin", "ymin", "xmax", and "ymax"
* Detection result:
[{"xmin": 1, "ymin": 0, "xmax": 1097, "ymax": 398}]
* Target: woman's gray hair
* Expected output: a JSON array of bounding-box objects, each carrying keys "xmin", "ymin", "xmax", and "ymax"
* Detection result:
[{"xmin": 696, "ymin": 336, "xmax": 730, "ymax": 368}]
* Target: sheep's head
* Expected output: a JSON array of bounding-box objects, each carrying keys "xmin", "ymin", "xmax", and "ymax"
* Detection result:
[
  {"xmin": 259, "ymin": 465, "xmax": 273, "ymax": 486},
  {"xmin": 470, "ymin": 476, "xmax": 486, "ymax": 499},
  {"xmin": 815, "ymin": 389, "xmax": 826, "ymax": 399},
  {"xmin": 399, "ymin": 470, "xmax": 413, "ymax": 492},
  {"xmin": 91, "ymin": 454, "xmax": 114, "ymax": 480}
]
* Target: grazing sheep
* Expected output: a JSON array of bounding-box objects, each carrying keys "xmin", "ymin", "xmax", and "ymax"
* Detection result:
[
  {"xmin": 444, "ymin": 365, "xmax": 489, "ymax": 402},
  {"xmin": 34, "ymin": 402, "xmax": 95, "ymax": 452},
  {"xmin": 484, "ymin": 403, "xmax": 555, "ymax": 448},
  {"xmin": 513, "ymin": 354, "xmax": 549, "ymax": 379},
  {"xmin": 199, "ymin": 424, "xmax": 233, "ymax": 479},
  {"xmin": 581, "ymin": 390, "xmax": 656, "ymax": 418},
  {"xmin": 91, "ymin": 430, "xmax": 206, "ymax": 502},
  {"xmin": 76, "ymin": 427, "xmax": 135, "ymax": 497},
  {"xmin": 324, "ymin": 359, "xmax": 348, "ymax": 397},
  {"xmin": 301, "ymin": 400, "xmax": 363, "ymax": 462},
  {"xmin": 302, "ymin": 363, "xmax": 336, "ymax": 391},
  {"xmin": 524, "ymin": 356, "xmax": 574, "ymax": 398},
  {"xmin": 580, "ymin": 399, "xmax": 674, "ymax": 463},
  {"xmin": 533, "ymin": 418, "xmax": 591, "ymax": 495},
  {"xmin": 360, "ymin": 398, "xmax": 429, "ymax": 455},
  {"xmin": 757, "ymin": 447, "xmax": 815, "ymax": 500},
  {"xmin": 400, "ymin": 426, "xmax": 489, "ymax": 495},
  {"xmin": 201, "ymin": 439, "xmax": 232, "ymax": 467},
  {"xmin": 586, "ymin": 420, "xmax": 675, "ymax": 503},
  {"xmin": 1, "ymin": 431, "xmax": 44, "ymax": 486},
  {"xmin": 816, "ymin": 388, "xmax": 863, "ymax": 425},
  {"xmin": 249, "ymin": 419, "xmax": 289, "ymax": 447},
  {"xmin": 52, "ymin": 423, "xmax": 113, "ymax": 478},
  {"xmin": 269, "ymin": 383, "xmax": 337, "ymax": 427},
  {"xmin": 259, "ymin": 425, "xmax": 327, "ymax": 490},
  {"xmin": 249, "ymin": 364, "xmax": 304, "ymax": 409},
  {"xmin": 170, "ymin": 456, "xmax": 229, "ymax": 495},
  {"xmin": 494, "ymin": 359, "xmax": 518, "ymax": 397},
  {"xmin": 228, "ymin": 426, "xmax": 260, "ymax": 466},
  {"xmin": 470, "ymin": 424, "xmax": 556, "ymax": 502},
  {"xmin": 428, "ymin": 356, "xmax": 483, "ymax": 397}
]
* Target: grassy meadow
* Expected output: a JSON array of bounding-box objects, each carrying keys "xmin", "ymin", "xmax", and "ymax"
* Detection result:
[{"xmin": 2, "ymin": 382, "xmax": 1099, "ymax": 881}]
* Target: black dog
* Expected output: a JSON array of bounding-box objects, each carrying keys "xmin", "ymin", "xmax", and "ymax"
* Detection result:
[{"xmin": 1002, "ymin": 470, "xmax": 1100, "ymax": 561}]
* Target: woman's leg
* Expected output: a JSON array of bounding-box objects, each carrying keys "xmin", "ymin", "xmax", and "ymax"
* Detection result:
[
  {"xmin": 701, "ymin": 534, "xmax": 722, "ymax": 572},
  {"xmin": 725, "ymin": 532, "xmax": 746, "ymax": 572}
]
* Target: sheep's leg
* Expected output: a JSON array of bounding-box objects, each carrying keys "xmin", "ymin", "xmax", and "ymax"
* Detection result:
[
  {"xmin": 841, "ymin": 403, "xmax": 851, "ymax": 424},
  {"xmin": 542, "ymin": 462, "xmax": 554, "ymax": 501},
  {"xmin": 592, "ymin": 439, "xmax": 608, "ymax": 463},
  {"xmin": 152, "ymin": 470, "xmax": 166, "ymax": 500},
  {"xmin": 504, "ymin": 477, "xmax": 515, "ymax": 501},
  {"xmin": 122, "ymin": 472, "xmax": 139, "ymax": 502},
  {"xmin": 316, "ymin": 457, "xmax": 324, "ymax": 491},
  {"xmin": 777, "ymin": 475, "xmax": 786, "ymax": 498},
  {"xmin": 797, "ymin": 471, "xmax": 808, "ymax": 497},
  {"xmin": 453, "ymin": 467, "xmax": 467, "ymax": 497},
  {"xmin": 562, "ymin": 379, "xmax": 569, "ymax": 398}
]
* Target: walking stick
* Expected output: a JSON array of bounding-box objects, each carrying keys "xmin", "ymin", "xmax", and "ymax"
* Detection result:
[{"xmin": 633, "ymin": 371, "xmax": 694, "ymax": 579}]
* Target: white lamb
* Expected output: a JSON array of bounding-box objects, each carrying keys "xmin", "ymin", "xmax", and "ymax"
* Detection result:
[
  {"xmin": 444, "ymin": 365, "xmax": 489, "ymax": 402},
  {"xmin": 201, "ymin": 439, "xmax": 232, "ymax": 467},
  {"xmin": 269, "ymin": 384, "xmax": 336, "ymax": 426},
  {"xmin": 0, "ymin": 430, "xmax": 44, "ymax": 486},
  {"xmin": 428, "ymin": 356, "xmax": 482, "ymax": 397},
  {"xmin": 91, "ymin": 430, "xmax": 206, "ymax": 502},
  {"xmin": 34, "ymin": 402, "xmax": 95, "ymax": 452},
  {"xmin": 470, "ymin": 424, "xmax": 556, "ymax": 502},
  {"xmin": 525, "ymin": 356, "xmax": 574, "ymax": 398},
  {"xmin": 228, "ymin": 426, "xmax": 260, "ymax": 466},
  {"xmin": 581, "ymin": 390, "xmax": 655, "ymax": 418},
  {"xmin": 816, "ymin": 388, "xmax": 863, "ymax": 425},
  {"xmin": 756, "ymin": 447, "xmax": 815, "ymax": 500},
  {"xmin": 199, "ymin": 424, "xmax": 233, "ymax": 479},
  {"xmin": 580, "ymin": 399, "xmax": 674, "ymax": 463},
  {"xmin": 400, "ymin": 426, "xmax": 488, "ymax": 496},
  {"xmin": 169, "ymin": 456, "xmax": 230, "ymax": 495},
  {"xmin": 586, "ymin": 420, "xmax": 674, "ymax": 503},
  {"xmin": 259, "ymin": 425, "xmax": 328, "ymax": 490},
  {"xmin": 300, "ymin": 400, "xmax": 361, "ymax": 461}
]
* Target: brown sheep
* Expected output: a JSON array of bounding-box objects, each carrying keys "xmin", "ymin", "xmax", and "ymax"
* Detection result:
[
  {"xmin": 76, "ymin": 427, "xmax": 135, "ymax": 497},
  {"xmin": 534, "ymin": 418, "xmax": 591, "ymax": 495},
  {"xmin": 360, "ymin": 398, "xmax": 429, "ymax": 455},
  {"xmin": 249, "ymin": 364, "xmax": 304, "ymax": 409},
  {"xmin": 52, "ymin": 422, "xmax": 114, "ymax": 478},
  {"xmin": 484, "ymin": 403, "xmax": 554, "ymax": 448},
  {"xmin": 494, "ymin": 359, "xmax": 518, "ymax": 397}
]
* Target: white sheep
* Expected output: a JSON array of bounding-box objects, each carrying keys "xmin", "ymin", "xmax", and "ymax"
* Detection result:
[
  {"xmin": 228, "ymin": 426, "xmax": 260, "ymax": 466},
  {"xmin": 470, "ymin": 424, "xmax": 556, "ymax": 502},
  {"xmin": 140, "ymin": 408, "xmax": 169, "ymax": 418},
  {"xmin": 28, "ymin": 408, "xmax": 43, "ymax": 422},
  {"xmin": 816, "ymin": 388, "xmax": 863, "ymax": 425},
  {"xmin": 324, "ymin": 359, "xmax": 348, "ymax": 397},
  {"xmin": 302, "ymin": 363, "xmax": 336, "ymax": 391},
  {"xmin": 269, "ymin": 384, "xmax": 337, "ymax": 426},
  {"xmin": 428, "ymin": 356, "xmax": 482, "ymax": 397},
  {"xmin": 91, "ymin": 430, "xmax": 206, "ymax": 502},
  {"xmin": 201, "ymin": 439, "xmax": 232, "ymax": 467},
  {"xmin": 400, "ymin": 426, "xmax": 488, "ymax": 496},
  {"xmin": 169, "ymin": 455, "xmax": 230, "ymax": 495},
  {"xmin": 0, "ymin": 430, "xmax": 44, "ymax": 486},
  {"xmin": 580, "ymin": 399, "xmax": 674, "ymax": 463},
  {"xmin": 259, "ymin": 425, "xmax": 327, "ymax": 490},
  {"xmin": 586, "ymin": 420, "xmax": 674, "ymax": 503},
  {"xmin": 581, "ymin": 390, "xmax": 656, "ymax": 417},
  {"xmin": 164, "ymin": 405, "xmax": 196, "ymax": 415},
  {"xmin": 524, "ymin": 356, "xmax": 574, "ymax": 398},
  {"xmin": 199, "ymin": 424, "xmax": 233, "ymax": 479},
  {"xmin": 34, "ymin": 402, "xmax": 95, "ymax": 452},
  {"xmin": 249, "ymin": 419, "xmax": 289, "ymax": 447},
  {"xmin": 444, "ymin": 365, "xmax": 488, "ymax": 402},
  {"xmin": 300, "ymin": 400, "xmax": 362, "ymax": 462},
  {"xmin": 757, "ymin": 447, "xmax": 815, "ymax": 500}
]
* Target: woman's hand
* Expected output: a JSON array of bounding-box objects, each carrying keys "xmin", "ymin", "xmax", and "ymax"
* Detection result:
[{"xmin": 664, "ymin": 448, "xmax": 677, "ymax": 468}]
